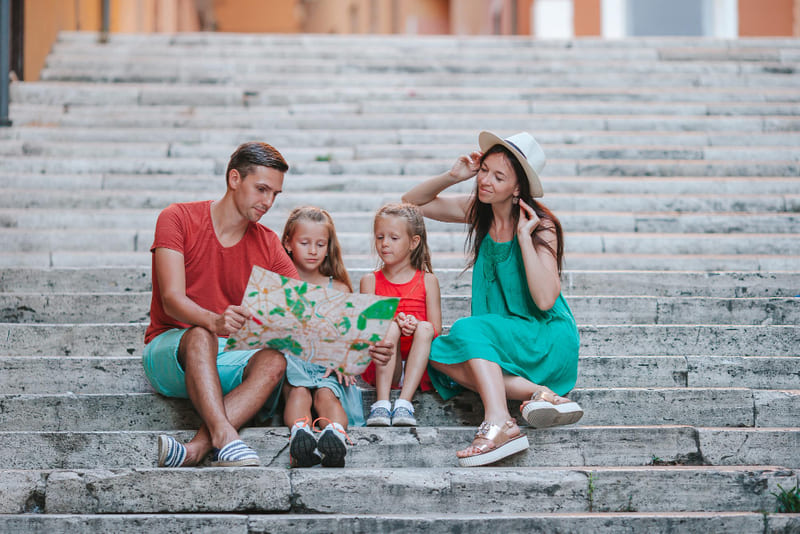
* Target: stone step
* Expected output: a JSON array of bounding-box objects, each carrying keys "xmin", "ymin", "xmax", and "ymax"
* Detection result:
[
  {"xmin": 2, "ymin": 512, "xmax": 797, "ymax": 534},
  {"xmin": 2, "ymin": 189, "xmax": 797, "ymax": 214},
  {"xmin": 9, "ymin": 107, "xmax": 800, "ymax": 135},
  {"xmin": 3, "ymin": 227, "xmax": 798, "ymax": 256},
  {"xmin": 4, "ymin": 250, "xmax": 797, "ymax": 271},
  {"xmin": 52, "ymin": 30, "xmax": 800, "ymax": 48},
  {"xmin": 38, "ymin": 66, "xmax": 800, "ymax": 88},
  {"xmin": 5, "ymin": 124, "xmax": 800, "ymax": 148},
  {"xmin": 1, "ymin": 425, "xmax": 798, "ymax": 470},
  {"xmin": 5, "ymin": 139, "xmax": 800, "ymax": 162},
  {"xmin": 2, "ymin": 292, "xmax": 797, "ymax": 326},
  {"xmin": 7, "ymin": 323, "xmax": 795, "ymax": 358},
  {"xmin": 1, "ymin": 387, "xmax": 797, "ymax": 431},
  {"xmin": 3, "ymin": 208, "xmax": 798, "ymax": 235},
  {"xmin": 2, "ymin": 355, "xmax": 798, "ymax": 394},
  {"xmin": 1, "ymin": 465, "xmax": 794, "ymax": 514},
  {"xmin": 3, "ymin": 267, "xmax": 796, "ymax": 297},
  {"xmin": 13, "ymin": 82, "xmax": 800, "ymax": 108},
  {"xmin": 2, "ymin": 172, "xmax": 798, "ymax": 197}
]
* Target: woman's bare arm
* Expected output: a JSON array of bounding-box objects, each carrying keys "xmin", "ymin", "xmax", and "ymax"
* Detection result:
[{"xmin": 401, "ymin": 151, "xmax": 481, "ymax": 223}]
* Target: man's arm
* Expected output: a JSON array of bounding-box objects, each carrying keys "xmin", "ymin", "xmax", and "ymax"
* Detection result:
[{"xmin": 155, "ymin": 247, "xmax": 248, "ymax": 336}]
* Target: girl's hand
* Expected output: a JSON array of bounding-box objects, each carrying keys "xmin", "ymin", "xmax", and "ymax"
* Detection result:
[
  {"xmin": 369, "ymin": 339, "xmax": 394, "ymax": 366},
  {"xmin": 399, "ymin": 314, "xmax": 418, "ymax": 336},
  {"xmin": 517, "ymin": 199, "xmax": 541, "ymax": 238},
  {"xmin": 448, "ymin": 151, "xmax": 482, "ymax": 182},
  {"xmin": 323, "ymin": 367, "xmax": 356, "ymax": 386}
]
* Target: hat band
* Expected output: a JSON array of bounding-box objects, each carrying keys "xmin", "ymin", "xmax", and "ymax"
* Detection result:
[{"xmin": 504, "ymin": 139, "xmax": 526, "ymax": 159}]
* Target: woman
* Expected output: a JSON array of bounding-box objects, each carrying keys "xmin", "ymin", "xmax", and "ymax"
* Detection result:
[{"xmin": 402, "ymin": 131, "xmax": 582, "ymax": 467}]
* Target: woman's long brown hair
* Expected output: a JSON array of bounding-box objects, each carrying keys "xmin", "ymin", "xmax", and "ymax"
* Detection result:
[{"xmin": 465, "ymin": 144, "xmax": 564, "ymax": 274}]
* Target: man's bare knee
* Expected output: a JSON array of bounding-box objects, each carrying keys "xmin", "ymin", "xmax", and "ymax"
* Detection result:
[
  {"xmin": 242, "ymin": 348, "xmax": 286, "ymax": 383},
  {"xmin": 177, "ymin": 326, "xmax": 217, "ymax": 368}
]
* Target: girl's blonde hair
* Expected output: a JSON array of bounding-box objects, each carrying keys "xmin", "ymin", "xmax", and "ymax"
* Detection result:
[
  {"xmin": 374, "ymin": 202, "xmax": 433, "ymax": 274},
  {"xmin": 282, "ymin": 206, "xmax": 353, "ymax": 292}
]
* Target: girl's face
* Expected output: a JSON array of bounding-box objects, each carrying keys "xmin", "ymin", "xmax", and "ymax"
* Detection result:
[
  {"xmin": 374, "ymin": 215, "xmax": 419, "ymax": 267},
  {"xmin": 476, "ymin": 152, "xmax": 519, "ymax": 205},
  {"xmin": 284, "ymin": 220, "xmax": 330, "ymax": 273}
]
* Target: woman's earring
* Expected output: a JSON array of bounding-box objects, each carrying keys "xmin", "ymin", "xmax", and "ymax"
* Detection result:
[{"xmin": 512, "ymin": 195, "xmax": 520, "ymax": 205}]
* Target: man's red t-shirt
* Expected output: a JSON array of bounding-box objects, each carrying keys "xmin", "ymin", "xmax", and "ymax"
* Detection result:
[{"xmin": 144, "ymin": 200, "xmax": 299, "ymax": 344}]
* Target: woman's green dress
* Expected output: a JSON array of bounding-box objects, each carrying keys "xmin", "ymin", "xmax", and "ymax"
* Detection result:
[{"xmin": 429, "ymin": 235, "xmax": 579, "ymax": 400}]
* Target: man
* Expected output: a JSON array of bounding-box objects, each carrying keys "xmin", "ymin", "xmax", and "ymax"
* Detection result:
[{"xmin": 143, "ymin": 141, "xmax": 298, "ymax": 467}]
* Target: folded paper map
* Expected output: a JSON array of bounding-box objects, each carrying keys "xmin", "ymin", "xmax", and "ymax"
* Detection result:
[{"xmin": 225, "ymin": 266, "xmax": 399, "ymax": 375}]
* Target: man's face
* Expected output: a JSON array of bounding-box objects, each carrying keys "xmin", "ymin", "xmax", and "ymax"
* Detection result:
[{"xmin": 230, "ymin": 166, "xmax": 285, "ymax": 222}]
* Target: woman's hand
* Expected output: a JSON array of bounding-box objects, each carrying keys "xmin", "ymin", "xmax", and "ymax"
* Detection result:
[
  {"xmin": 517, "ymin": 199, "xmax": 541, "ymax": 238},
  {"xmin": 448, "ymin": 150, "xmax": 482, "ymax": 182}
]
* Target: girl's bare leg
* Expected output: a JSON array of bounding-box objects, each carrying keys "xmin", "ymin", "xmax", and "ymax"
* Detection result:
[
  {"xmin": 398, "ymin": 321, "xmax": 435, "ymax": 402},
  {"xmin": 375, "ymin": 321, "xmax": 402, "ymax": 402},
  {"xmin": 313, "ymin": 388, "xmax": 348, "ymax": 428},
  {"xmin": 283, "ymin": 384, "xmax": 313, "ymax": 428}
]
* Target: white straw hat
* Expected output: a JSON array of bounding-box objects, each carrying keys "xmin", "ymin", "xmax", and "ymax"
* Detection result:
[{"xmin": 478, "ymin": 131, "xmax": 546, "ymax": 198}]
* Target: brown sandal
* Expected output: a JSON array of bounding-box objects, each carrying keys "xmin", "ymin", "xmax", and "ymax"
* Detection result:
[
  {"xmin": 457, "ymin": 420, "xmax": 530, "ymax": 467},
  {"xmin": 522, "ymin": 390, "xmax": 583, "ymax": 429}
]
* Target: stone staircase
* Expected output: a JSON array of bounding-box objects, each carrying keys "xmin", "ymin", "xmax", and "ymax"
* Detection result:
[{"xmin": 1, "ymin": 32, "xmax": 799, "ymax": 532}]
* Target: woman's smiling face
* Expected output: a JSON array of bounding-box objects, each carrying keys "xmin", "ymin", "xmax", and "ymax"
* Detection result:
[{"xmin": 476, "ymin": 152, "xmax": 519, "ymax": 205}]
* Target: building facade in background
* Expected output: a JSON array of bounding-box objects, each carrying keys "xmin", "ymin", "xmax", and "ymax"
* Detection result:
[{"xmin": 15, "ymin": 0, "xmax": 800, "ymax": 81}]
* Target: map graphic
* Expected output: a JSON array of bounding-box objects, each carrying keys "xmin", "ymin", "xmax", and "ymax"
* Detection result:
[{"xmin": 225, "ymin": 266, "xmax": 399, "ymax": 375}]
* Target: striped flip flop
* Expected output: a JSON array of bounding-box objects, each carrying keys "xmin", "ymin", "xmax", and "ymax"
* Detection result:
[
  {"xmin": 210, "ymin": 439, "xmax": 260, "ymax": 467},
  {"xmin": 157, "ymin": 435, "xmax": 187, "ymax": 468}
]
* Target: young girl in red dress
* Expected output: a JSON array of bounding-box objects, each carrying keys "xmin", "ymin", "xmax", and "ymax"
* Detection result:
[{"xmin": 360, "ymin": 202, "xmax": 442, "ymax": 426}]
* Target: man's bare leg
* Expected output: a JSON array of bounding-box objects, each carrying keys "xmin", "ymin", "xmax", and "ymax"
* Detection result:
[{"xmin": 178, "ymin": 326, "xmax": 286, "ymax": 465}]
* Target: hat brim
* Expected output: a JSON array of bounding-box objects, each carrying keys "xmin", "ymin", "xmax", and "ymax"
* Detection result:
[{"xmin": 478, "ymin": 131, "xmax": 544, "ymax": 198}]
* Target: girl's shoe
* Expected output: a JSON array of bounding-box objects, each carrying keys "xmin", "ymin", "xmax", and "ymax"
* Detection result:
[
  {"xmin": 289, "ymin": 418, "xmax": 320, "ymax": 468},
  {"xmin": 522, "ymin": 390, "xmax": 583, "ymax": 429},
  {"xmin": 457, "ymin": 420, "xmax": 529, "ymax": 467},
  {"xmin": 366, "ymin": 405, "xmax": 392, "ymax": 426},
  {"xmin": 391, "ymin": 406, "xmax": 417, "ymax": 426},
  {"xmin": 313, "ymin": 418, "xmax": 353, "ymax": 468}
]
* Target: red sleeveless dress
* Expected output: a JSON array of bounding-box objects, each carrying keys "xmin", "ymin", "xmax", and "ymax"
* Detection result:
[{"xmin": 361, "ymin": 269, "xmax": 434, "ymax": 391}]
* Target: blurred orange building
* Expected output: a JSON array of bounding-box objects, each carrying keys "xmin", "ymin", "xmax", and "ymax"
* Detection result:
[{"xmin": 13, "ymin": 0, "xmax": 800, "ymax": 81}]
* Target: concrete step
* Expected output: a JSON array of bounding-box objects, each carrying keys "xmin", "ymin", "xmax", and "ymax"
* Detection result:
[
  {"xmin": 10, "ymin": 106, "xmax": 800, "ymax": 135},
  {"xmin": 2, "ymin": 354, "xmax": 798, "ymax": 394},
  {"xmin": 3, "ymin": 267, "xmax": 796, "ymax": 297},
  {"xmin": 2, "ymin": 172, "xmax": 798, "ymax": 197},
  {"xmin": 39, "ymin": 54, "xmax": 800, "ymax": 78},
  {"xmin": 1, "ymin": 320, "xmax": 798, "ymax": 357},
  {"xmin": 51, "ymin": 31, "xmax": 800, "ymax": 48},
  {"xmin": 3, "ymin": 226, "xmax": 798, "ymax": 256},
  {"xmin": 3, "ymin": 292, "xmax": 797, "ymax": 325},
  {"xmin": 38, "ymin": 66, "xmax": 800, "ymax": 88},
  {"xmin": 2, "ymin": 512, "xmax": 797, "ymax": 534},
  {"xmin": 1, "ymin": 387, "xmax": 797, "ymax": 431},
  {"xmin": 13, "ymin": 81, "xmax": 800, "ymax": 109},
  {"xmin": 1, "ymin": 426, "xmax": 798, "ymax": 470},
  {"xmin": 2, "ymin": 189, "xmax": 797, "ymax": 214},
  {"xmin": 6, "ymin": 139, "xmax": 800, "ymax": 162},
  {"xmin": 3, "ymin": 250, "xmax": 797, "ymax": 271},
  {"xmin": 5, "ymin": 123, "xmax": 800, "ymax": 148},
  {"xmin": 3, "ymin": 208, "xmax": 798, "ymax": 235},
  {"xmin": 1, "ymin": 465, "xmax": 795, "ymax": 514}
]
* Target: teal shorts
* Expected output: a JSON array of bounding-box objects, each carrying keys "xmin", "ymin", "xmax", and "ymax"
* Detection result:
[{"xmin": 142, "ymin": 328, "xmax": 284, "ymax": 419}]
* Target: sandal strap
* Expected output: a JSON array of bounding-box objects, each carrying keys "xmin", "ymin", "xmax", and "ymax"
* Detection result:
[{"xmin": 471, "ymin": 420, "xmax": 519, "ymax": 453}]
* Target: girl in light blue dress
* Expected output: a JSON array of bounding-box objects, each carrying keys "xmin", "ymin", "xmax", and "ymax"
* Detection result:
[{"xmin": 280, "ymin": 206, "xmax": 363, "ymax": 468}]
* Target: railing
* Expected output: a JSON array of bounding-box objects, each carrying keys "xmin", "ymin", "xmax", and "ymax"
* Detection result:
[{"xmin": 1, "ymin": 0, "xmax": 11, "ymax": 127}]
